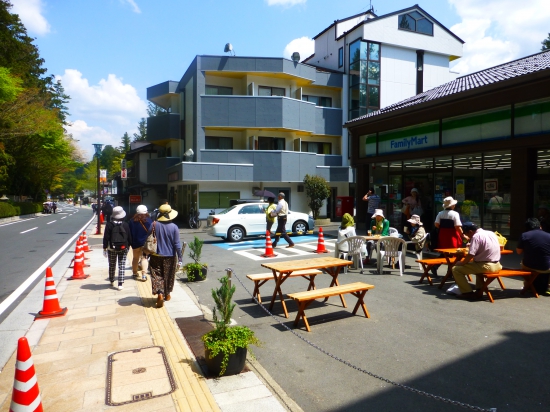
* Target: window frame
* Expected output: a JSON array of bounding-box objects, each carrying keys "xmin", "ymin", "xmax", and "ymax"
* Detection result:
[
  {"xmin": 397, "ymin": 11, "xmax": 434, "ymax": 36},
  {"xmin": 258, "ymin": 86, "xmax": 286, "ymax": 97},
  {"xmin": 205, "ymin": 85, "xmax": 233, "ymax": 95},
  {"xmin": 301, "ymin": 141, "xmax": 332, "ymax": 154},
  {"xmin": 338, "ymin": 47, "xmax": 344, "ymax": 68},
  {"xmin": 348, "ymin": 38, "xmax": 381, "ymax": 119},
  {"xmin": 205, "ymin": 136, "xmax": 234, "ymax": 150},
  {"xmin": 302, "ymin": 95, "xmax": 333, "ymax": 108},
  {"xmin": 258, "ymin": 136, "xmax": 285, "ymax": 150}
]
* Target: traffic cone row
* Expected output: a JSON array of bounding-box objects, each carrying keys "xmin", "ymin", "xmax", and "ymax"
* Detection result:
[
  {"xmin": 10, "ymin": 337, "xmax": 43, "ymax": 412},
  {"xmin": 68, "ymin": 242, "xmax": 89, "ymax": 280},
  {"xmin": 261, "ymin": 231, "xmax": 277, "ymax": 258},
  {"xmin": 313, "ymin": 227, "xmax": 329, "ymax": 253},
  {"xmin": 81, "ymin": 232, "xmax": 92, "ymax": 252},
  {"xmin": 35, "ymin": 268, "xmax": 67, "ymax": 319}
]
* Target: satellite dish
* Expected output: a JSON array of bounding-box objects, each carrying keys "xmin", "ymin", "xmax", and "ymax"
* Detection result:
[
  {"xmin": 291, "ymin": 52, "xmax": 301, "ymax": 62},
  {"xmin": 224, "ymin": 43, "xmax": 233, "ymax": 53}
]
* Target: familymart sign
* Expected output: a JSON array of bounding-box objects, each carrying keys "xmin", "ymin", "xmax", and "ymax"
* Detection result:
[{"xmin": 379, "ymin": 122, "xmax": 438, "ymax": 154}]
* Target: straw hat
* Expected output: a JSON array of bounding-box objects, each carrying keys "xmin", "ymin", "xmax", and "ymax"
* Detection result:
[
  {"xmin": 372, "ymin": 209, "xmax": 385, "ymax": 218},
  {"xmin": 407, "ymin": 214, "xmax": 423, "ymax": 225},
  {"xmin": 158, "ymin": 204, "xmax": 178, "ymax": 221},
  {"xmin": 136, "ymin": 205, "xmax": 148, "ymax": 214},
  {"xmin": 111, "ymin": 206, "xmax": 126, "ymax": 220},
  {"xmin": 442, "ymin": 196, "xmax": 458, "ymax": 209}
]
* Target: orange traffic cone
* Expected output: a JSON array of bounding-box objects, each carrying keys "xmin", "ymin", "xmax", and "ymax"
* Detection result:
[
  {"xmin": 100, "ymin": 211, "xmax": 104, "ymax": 224},
  {"xmin": 81, "ymin": 232, "xmax": 92, "ymax": 252},
  {"xmin": 10, "ymin": 337, "xmax": 43, "ymax": 412},
  {"xmin": 261, "ymin": 231, "xmax": 277, "ymax": 258},
  {"xmin": 78, "ymin": 236, "xmax": 91, "ymax": 264},
  {"xmin": 313, "ymin": 227, "xmax": 329, "ymax": 253},
  {"xmin": 68, "ymin": 243, "xmax": 90, "ymax": 280},
  {"xmin": 35, "ymin": 267, "xmax": 67, "ymax": 319}
]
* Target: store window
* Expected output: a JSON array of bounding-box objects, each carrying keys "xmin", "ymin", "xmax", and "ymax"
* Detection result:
[
  {"xmin": 199, "ymin": 192, "xmax": 240, "ymax": 209},
  {"xmin": 483, "ymin": 151, "xmax": 511, "ymax": 235},
  {"xmin": 454, "ymin": 154, "xmax": 483, "ymax": 227},
  {"xmin": 534, "ymin": 149, "xmax": 550, "ymax": 222},
  {"xmin": 434, "ymin": 156, "xmax": 453, "ymax": 214},
  {"xmin": 349, "ymin": 39, "xmax": 380, "ymax": 119}
]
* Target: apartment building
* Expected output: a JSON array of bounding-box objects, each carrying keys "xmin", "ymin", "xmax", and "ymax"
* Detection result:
[{"xmin": 135, "ymin": 5, "xmax": 463, "ymax": 220}]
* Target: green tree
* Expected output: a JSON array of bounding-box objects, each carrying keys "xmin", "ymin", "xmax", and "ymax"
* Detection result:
[
  {"xmin": 147, "ymin": 102, "xmax": 166, "ymax": 117},
  {"xmin": 119, "ymin": 132, "xmax": 131, "ymax": 153},
  {"xmin": 542, "ymin": 33, "xmax": 550, "ymax": 51},
  {"xmin": 132, "ymin": 118, "xmax": 147, "ymax": 141},
  {"xmin": 0, "ymin": 67, "xmax": 22, "ymax": 103},
  {"xmin": 303, "ymin": 174, "xmax": 331, "ymax": 219},
  {"xmin": 48, "ymin": 79, "xmax": 71, "ymax": 126}
]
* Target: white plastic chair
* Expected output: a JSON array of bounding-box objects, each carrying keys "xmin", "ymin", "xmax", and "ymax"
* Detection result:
[
  {"xmin": 336, "ymin": 236, "xmax": 367, "ymax": 274},
  {"xmin": 376, "ymin": 236, "xmax": 407, "ymax": 276},
  {"xmin": 405, "ymin": 232, "xmax": 429, "ymax": 270}
]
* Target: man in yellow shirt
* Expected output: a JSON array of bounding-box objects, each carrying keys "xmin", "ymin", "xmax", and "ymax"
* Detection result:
[{"xmin": 265, "ymin": 197, "xmax": 277, "ymax": 237}]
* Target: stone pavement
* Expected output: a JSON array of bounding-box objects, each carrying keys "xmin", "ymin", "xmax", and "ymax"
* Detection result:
[{"xmin": 0, "ymin": 224, "xmax": 293, "ymax": 411}]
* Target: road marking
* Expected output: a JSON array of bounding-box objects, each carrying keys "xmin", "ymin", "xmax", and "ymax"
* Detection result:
[
  {"xmin": 61, "ymin": 217, "xmax": 66, "ymax": 219},
  {"xmin": 47, "ymin": 220, "xmax": 57, "ymax": 224},
  {"xmin": 20, "ymin": 227, "xmax": 38, "ymax": 233},
  {"xmin": 0, "ymin": 215, "xmax": 96, "ymax": 318}
]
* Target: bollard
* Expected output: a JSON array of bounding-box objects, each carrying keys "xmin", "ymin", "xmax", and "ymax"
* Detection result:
[{"xmin": 225, "ymin": 267, "xmax": 233, "ymax": 288}]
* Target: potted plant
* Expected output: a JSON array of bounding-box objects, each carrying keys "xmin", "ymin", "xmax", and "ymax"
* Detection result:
[
  {"xmin": 183, "ymin": 236, "xmax": 207, "ymax": 282},
  {"xmin": 201, "ymin": 276, "xmax": 260, "ymax": 376}
]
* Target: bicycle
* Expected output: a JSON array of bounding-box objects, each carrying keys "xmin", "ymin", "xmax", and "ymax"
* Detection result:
[{"xmin": 189, "ymin": 207, "xmax": 202, "ymax": 229}]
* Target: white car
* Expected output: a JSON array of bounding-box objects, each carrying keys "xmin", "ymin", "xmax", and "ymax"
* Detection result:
[{"xmin": 206, "ymin": 202, "xmax": 315, "ymax": 242}]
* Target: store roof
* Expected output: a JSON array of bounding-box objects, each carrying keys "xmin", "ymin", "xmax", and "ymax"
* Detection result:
[{"xmin": 345, "ymin": 48, "xmax": 550, "ymax": 126}]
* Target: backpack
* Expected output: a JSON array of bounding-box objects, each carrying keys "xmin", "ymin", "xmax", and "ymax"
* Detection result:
[{"xmin": 110, "ymin": 223, "xmax": 128, "ymax": 250}]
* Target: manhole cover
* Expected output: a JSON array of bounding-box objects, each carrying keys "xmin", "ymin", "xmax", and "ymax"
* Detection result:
[{"xmin": 106, "ymin": 346, "xmax": 176, "ymax": 406}]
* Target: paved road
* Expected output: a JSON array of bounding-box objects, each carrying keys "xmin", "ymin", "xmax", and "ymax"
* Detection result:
[
  {"xmin": 0, "ymin": 203, "xmax": 95, "ymax": 320},
  {"xmin": 184, "ymin": 228, "xmax": 550, "ymax": 412}
]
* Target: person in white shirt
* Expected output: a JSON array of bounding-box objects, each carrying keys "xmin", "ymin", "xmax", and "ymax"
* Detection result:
[{"xmin": 271, "ymin": 193, "xmax": 295, "ymax": 248}]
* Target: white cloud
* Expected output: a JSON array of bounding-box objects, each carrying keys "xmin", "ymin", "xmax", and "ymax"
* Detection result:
[
  {"xmin": 11, "ymin": 0, "xmax": 50, "ymax": 35},
  {"xmin": 266, "ymin": 0, "xmax": 306, "ymax": 6},
  {"xmin": 449, "ymin": 0, "xmax": 550, "ymax": 75},
  {"xmin": 283, "ymin": 36, "xmax": 314, "ymax": 60},
  {"xmin": 56, "ymin": 69, "xmax": 147, "ymax": 160},
  {"xmin": 121, "ymin": 0, "xmax": 141, "ymax": 14}
]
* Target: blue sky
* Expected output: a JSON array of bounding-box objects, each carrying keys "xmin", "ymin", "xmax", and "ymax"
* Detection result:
[{"xmin": 10, "ymin": 0, "xmax": 549, "ymax": 160}]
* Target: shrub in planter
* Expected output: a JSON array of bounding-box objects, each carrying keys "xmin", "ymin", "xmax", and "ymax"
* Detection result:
[
  {"xmin": 201, "ymin": 276, "xmax": 260, "ymax": 376},
  {"xmin": 183, "ymin": 236, "xmax": 207, "ymax": 281},
  {"xmin": 0, "ymin": 202, "xmax": 16, "ymax": 218}
]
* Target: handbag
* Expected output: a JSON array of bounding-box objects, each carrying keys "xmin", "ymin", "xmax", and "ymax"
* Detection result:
[{"xmin": 143, "ymin": 221, "xmax": 157, "ymax": 255}]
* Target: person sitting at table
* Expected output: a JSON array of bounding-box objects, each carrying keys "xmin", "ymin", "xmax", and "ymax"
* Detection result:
[
  {"xmin": 451, "ymin": 222, "xmax": 502, "ymax": 300},
  {"xmin": 367, "ymin": 209, "xmax": 389, "ymax": 262},
  {"xmin": 337, "ymin": 213, "xmax": 367, "ymax": 262},
  {"xmin": 516, "ymin": 218, "xmax": 550, "ymax": 296},
  {"xmin": 431, "ymin": 196, "xmax": 464, "ymax": 277},
  {"xmin": 405, "ymin": 214, "xmax": 426, "ymax": 253}
]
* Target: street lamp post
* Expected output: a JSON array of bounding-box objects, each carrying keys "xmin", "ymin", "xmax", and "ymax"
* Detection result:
[{"xmin": 93, "ymin": 144, "xmax": 103, "ymax": 235}]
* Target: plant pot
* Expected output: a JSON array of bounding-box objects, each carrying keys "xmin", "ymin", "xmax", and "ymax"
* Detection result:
[
  {"xmin": 187, "ymin": 266, "xmax": 207, "ymax": 282},
  {"xmin": 204, "ymin": 346, "xmax": 247, "ymax": 377}
]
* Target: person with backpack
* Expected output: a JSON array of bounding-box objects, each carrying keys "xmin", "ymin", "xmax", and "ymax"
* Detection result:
[
  {"xmin": 128, "ymin": 205, "xmax": 152, "ymax": 282},
  {"xmin": 103, "ymin": 206, "xmax": 132, "ymax": 290},
  {"xmin": 101, "ymin": 201, "xmax": 113, "ymax": 223}
]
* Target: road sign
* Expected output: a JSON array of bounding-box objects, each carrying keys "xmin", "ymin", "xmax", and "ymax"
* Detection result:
[
  {"xmin": 121, "ymin": 168, "xmax": 127, "ymax": 180},
  {"xmin": 129, "ymin": 195, "xmax": 141, "ymax": 203}
]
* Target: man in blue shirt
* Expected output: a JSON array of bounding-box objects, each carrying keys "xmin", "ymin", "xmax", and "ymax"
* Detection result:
[
  {"xmin": 516, "ymin": 218, "xmax": 550, "ymax": 295},
  {"xmin": 362, "ymin": 188, "xmax": 380, "ymax": 234}
]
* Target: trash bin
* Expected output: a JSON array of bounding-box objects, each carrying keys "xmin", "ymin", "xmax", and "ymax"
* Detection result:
[{"xmin": 335, "ymin": 196, "xmax": 354, "ymax": 218}]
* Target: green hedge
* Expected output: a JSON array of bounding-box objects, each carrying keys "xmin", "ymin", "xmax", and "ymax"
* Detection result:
[
  {"xmin": 0, "ymin": 202, "xmax": 42, "ymax": 218},
  {"xmin": 0, "ymin": 202, "xmax": 16, "ymax": 218}
]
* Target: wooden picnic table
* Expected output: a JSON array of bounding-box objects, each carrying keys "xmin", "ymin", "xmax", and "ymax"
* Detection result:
[
  {"xmin": 434, "ymin": 248, "xmax": 513, "ymax": 289},
  {"xmin": 261, "ymin": 256, "xmax": 353, "ymax": 318}
]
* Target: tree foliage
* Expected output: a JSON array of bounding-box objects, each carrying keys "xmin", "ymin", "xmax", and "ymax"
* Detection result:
[
  {"xmin": 542, "ymin": 33, "xmax": 550, "ymax": 51},
  {"xmin": 303, "ymin": 174, "xmax": 331, "ymax": 219},
  {"xmin": 133, "ymin": 118, "xmax": 147, "ymax": 141}
]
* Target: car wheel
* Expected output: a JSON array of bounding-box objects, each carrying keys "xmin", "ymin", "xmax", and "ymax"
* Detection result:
[
  {"xmin": 227, "ymin": 226, "xmax": 245, "ymax": 242},
  {"xmin": 293, "ymin": 220, "xmax": 308, "ymax": 234}
]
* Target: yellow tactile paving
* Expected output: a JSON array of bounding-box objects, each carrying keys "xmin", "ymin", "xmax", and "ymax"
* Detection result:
[{"xmin": 136, "ymin": 278, "xmax": 220, "ymax": 412}]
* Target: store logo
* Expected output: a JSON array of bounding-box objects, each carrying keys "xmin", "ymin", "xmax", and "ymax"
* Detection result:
[{"xmin": 390, "ymin": 135, "xmax": 429, "ymax": 150}]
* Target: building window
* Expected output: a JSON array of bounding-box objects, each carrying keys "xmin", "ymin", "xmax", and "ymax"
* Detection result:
[
  {"xmin": 301, "ymin": 141, "xmax": 331, "ymax": 154},
  {"xmin": 398, "ymin": 11, "xmax": 433, "ymax": 36},
  {"xmin": 302, "ymin": 95, "xmax": 332, "ymax": 107},
  {"xmin": 416, "ymin": 50, "xmax": 424, "ymax": 95},
  {"xmin": 205, "ymin": 136, "xmax": 233, "ymax": 149},
  {"xmin": 258, "ymin": 136, "xmax": 285, "ymax": 150},
  {"xmin": 338, "ymin": 47, "xmax": 344, "ymax": 68},
  {"xmin": 258, "ymin": 86, "xmax": 285, "ymax": 96},
  {"xmin": 199, "ymin": 191, "xmax": 240, "ymax": 209},
  {"xmin": 205, "ymin": 85, "xmax": 233, "ymax": 95},
  {"xmin": 349, "ymin": 39, "xmax": 380, "ymax": 120}
]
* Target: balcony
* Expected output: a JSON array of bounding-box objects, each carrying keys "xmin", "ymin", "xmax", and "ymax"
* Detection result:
[
  {"xmin": 147, "ymin": 114, "xmax": 180, "ymax": 142},
  {"xmin": 146, "ymin": 157, "xmax": 181, "ymax": 184}
]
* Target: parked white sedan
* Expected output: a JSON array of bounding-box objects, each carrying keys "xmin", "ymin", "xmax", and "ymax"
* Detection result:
[{"xmin": 206, "ymin": 202, "xmax": 315, "ymax": 242}]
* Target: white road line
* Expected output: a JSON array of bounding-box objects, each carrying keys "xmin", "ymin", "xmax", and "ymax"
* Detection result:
[
  {"xmin": 20, "ymin": 227, "xmax": 38, "ymax": 234},
  {"xmin": 61, "ymin": 217, "xmax": 66, "ymax": 219},
  {"xmin": 47, "ymin": 220, "xmax": 57, "ymax": 224},
  {"xmin": 0, "ymin": 215, "xmax": 96, "ymax": 317}
]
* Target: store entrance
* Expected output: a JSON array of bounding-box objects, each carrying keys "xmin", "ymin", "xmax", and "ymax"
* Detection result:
[{"xmin": 401, "ymin": 173, "xmax": 434, "ymax": 231}]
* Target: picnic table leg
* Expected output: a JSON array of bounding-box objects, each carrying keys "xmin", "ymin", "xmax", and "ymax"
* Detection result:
[
  {"xmin": 268, "ymin": 271, "xmax": 291, "ymax": 318},
  {"xmin": 252, "ymin": 279, "xmax": 268, "ymax": 303},
  {"xmin": 481, "ymin": 276, "xmax": 497, "ymax": 303},
  {"xmin": 496, "ymin": 277, "xmax": 506, "ymax": 290},
  {"xmin": 438, "ymin": 256, "xmax": 458, "ymax": 289},
  {"xmin": 418, "ymin": 263, "xmax": 433, "ymax": 286},
  {"xmin": 520, "ymin": 272, "xmax": 539, "ymax": 298},
  {"xmin": 323, "ymin": 267, "xmax": 347, "ymax": 308},
  {"xmin": 351, "ymin": 290, "xmax": 370, "ymax": 318},
  {"xmin": 293, "ymin": 301, "xmax": 311, "ymax": 332},
  {"xmin": 305, "ymin": 275, "xmax": 316, "ymax": 291}
]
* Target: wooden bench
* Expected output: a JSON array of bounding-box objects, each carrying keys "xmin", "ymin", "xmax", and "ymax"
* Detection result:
[
  {"xmin": 246, "ymin": 269, "xmax": 323, "ymax": 303},
  {"xmin": 479, "ymin": 269, "xmax": 537, "ymax": 303},
  {"xmin": 287, "ymin": 282, "xmax": 375, "ymax": 332},
  {"xmin": 415, "ymin": 257, "xmax": 457, "ymax": 286}
]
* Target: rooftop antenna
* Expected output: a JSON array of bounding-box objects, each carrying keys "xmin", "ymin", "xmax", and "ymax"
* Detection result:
[
  {"xmin": 368, "ymin": 0, "xmax": 375, "ymax": 13},
  {"xmin": 224, "ymin": 43, "xmax": 235, "ymax": 56}
]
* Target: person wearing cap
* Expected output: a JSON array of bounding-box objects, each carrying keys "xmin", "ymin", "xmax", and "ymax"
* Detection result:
[
  {"xmin": 149, "ymin": 204, "xmax": 183, "ymax": 308},
  {"xmin": 271, "ymin": 192, "xmax": 295, "ymax": 248},
  {"xmin": 337, "ymin": 213, "xmax": 367, "ymax": 261},
  {"xmin": 367, "ymin": 209, "xmax": 389, "ymax": 261},
  {"xmin": 451, "ymin": 222, "xmax": 502, "ymax": 299},
  {"xmin": 516, "ymin": 218, "xmax": 550, "ymax": 296},
  {"xmin": 402, "ymin": 188, "xmax": 422, "ymax": 233},
  {"xmin": 432, "ymin": 196, "xmax": 464, "ymax": 277},
  {"xmin": 405, "ymin": 214, "xmax": 426, "ymax": 253},
  {"xmin": 128, "ymin": 205, "xmax": 153, "ymax": 282},
  {"xmin": 362, "ymin": 188, "xmax": 381, "ymax": 232},
  {"xmin": 265, "ymin": 197, "xmax": 277, "ymax": 237},
  {"xmin": 103, "ymin": 206, "xmax": 132, "ymax": 290}
]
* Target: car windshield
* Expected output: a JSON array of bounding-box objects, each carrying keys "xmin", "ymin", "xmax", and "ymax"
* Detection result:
[{"xmin": 218, "ymin": 205, "xmax": 237, "ymax": 215}]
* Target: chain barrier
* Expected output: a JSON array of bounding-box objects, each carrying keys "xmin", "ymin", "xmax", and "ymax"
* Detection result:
[{"xmin": 230, "ymin": 272, "xmax": 496, "ymax": 412}]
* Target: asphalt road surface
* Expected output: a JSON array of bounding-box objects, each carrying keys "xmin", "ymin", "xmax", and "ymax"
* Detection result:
[{"xmin": 0, "ymin": 203, "xmax": 95, "ymax": 320}]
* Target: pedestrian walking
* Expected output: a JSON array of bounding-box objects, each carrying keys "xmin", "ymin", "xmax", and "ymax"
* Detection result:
[
  {"xmin": 149, "ymin": 204, "xmax": 182, "ymax": 308},
  {"xmin": 101, "ymin": 201, "xmax": 113, "ymax": 223},
  {"xmin": 52, "ymin": 202, "xmax": 57, "ymax": 214},
  {"xmin": 128, "ymin": 205, "xmax": 152, "ymax": 282},
  {"xmin": 265, "ymin": 197, "xmax": 276, "ymax": 237},
  {"xmin": 271, "ymin": 192, "xmax": 295, "ymax": 248},
  {"xmin": 103, "ymin": 206, "xmax": 132, "ymax": 290}
]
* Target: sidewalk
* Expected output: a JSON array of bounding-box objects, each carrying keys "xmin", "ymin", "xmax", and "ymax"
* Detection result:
[{"xmin": 0, "ymin": 225, "xmax": 292, "ymax": 411}]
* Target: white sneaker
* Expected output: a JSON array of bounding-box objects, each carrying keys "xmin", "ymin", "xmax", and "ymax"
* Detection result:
[
  {"xmin": 117, "ymin": 284, "xmax": 124, "ymax": 291},
  {"xmin": 141, "ymin": 274, "xmax": 147, "ymax": 282}
]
